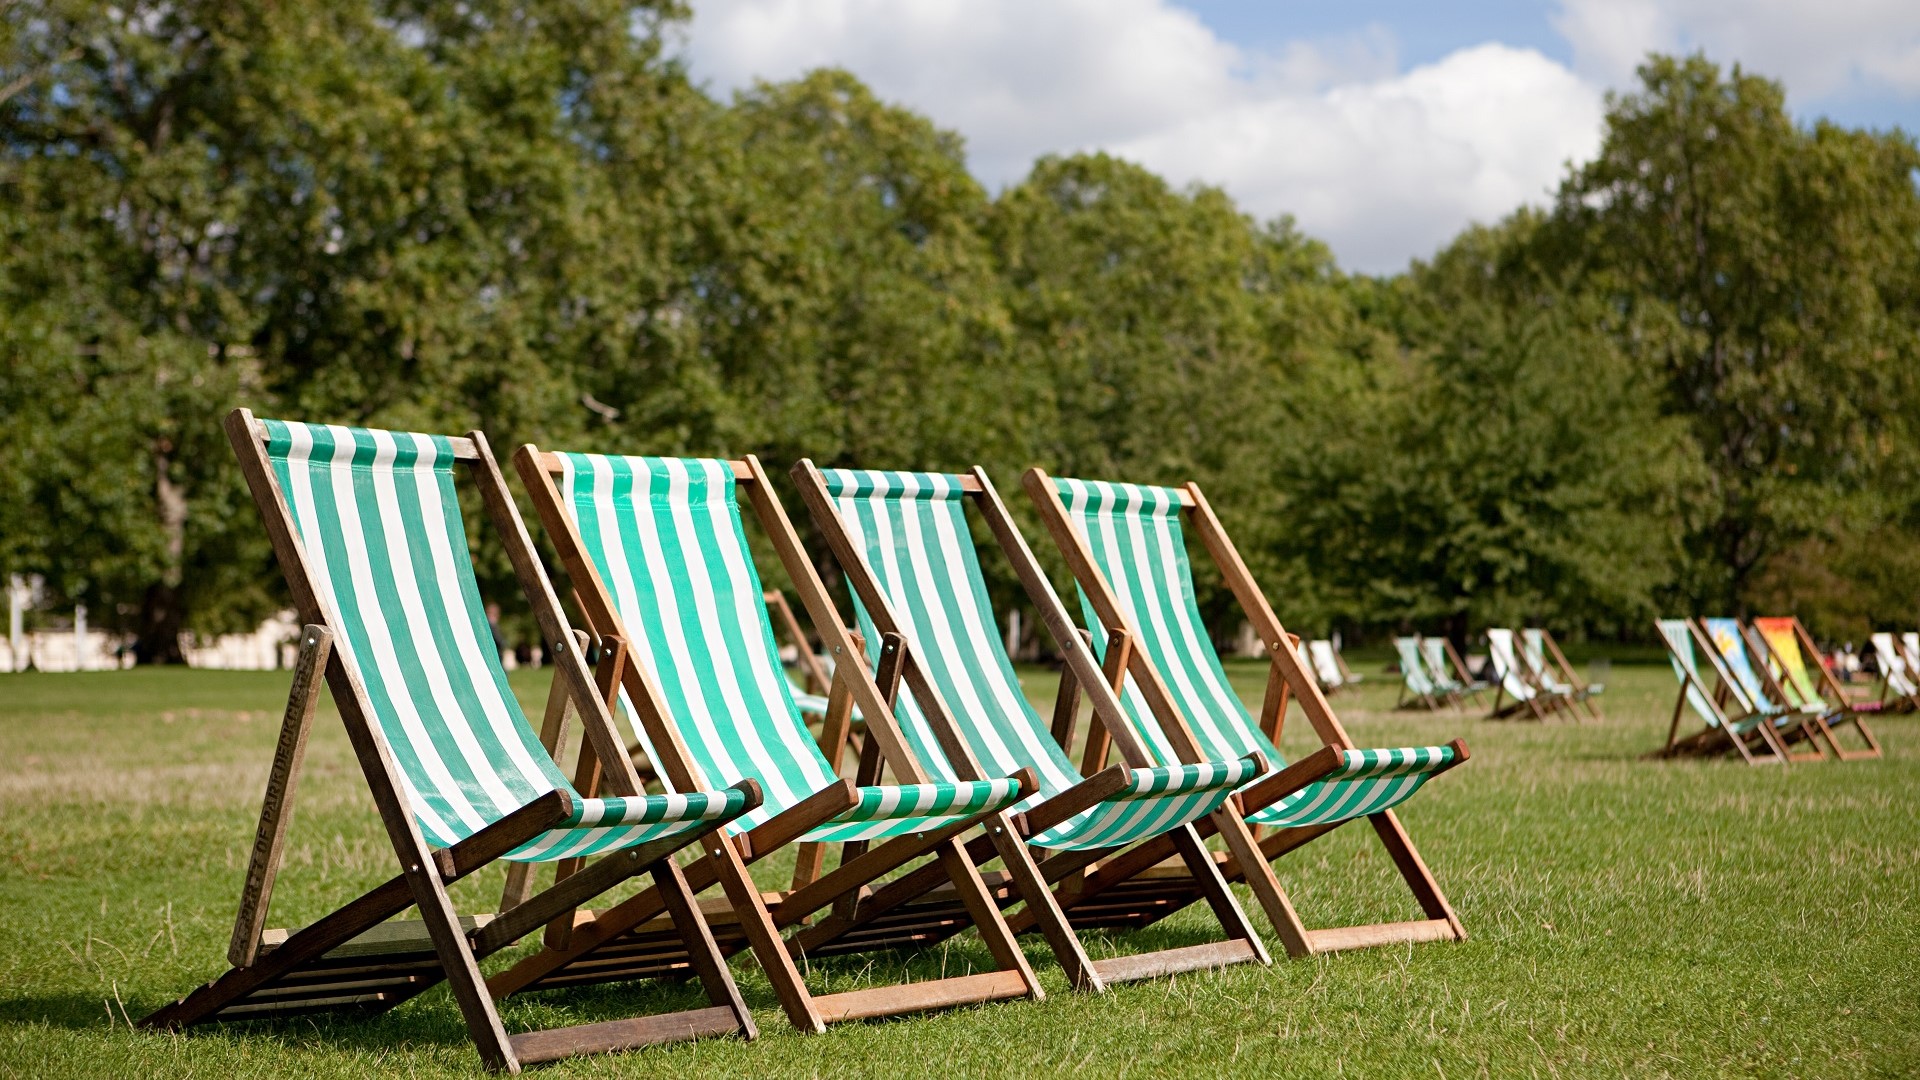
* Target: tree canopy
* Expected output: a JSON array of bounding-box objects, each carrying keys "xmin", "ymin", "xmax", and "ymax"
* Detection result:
[{"xmin": 3, "ymin": 4, "xmax": 1917, "ymax": 659}]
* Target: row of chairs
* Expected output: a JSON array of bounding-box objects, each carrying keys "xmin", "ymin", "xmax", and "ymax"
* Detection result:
[
  {"xmin": 141, "ymin": 411, "xmax": 1472, "ymax": 1072},
  {"xmin": 1655, "ymin": 616, "xmax": 1884, "ymax": 765},
  {"xmin": 1394, "ymin": 630, "xmax": 1605, "ymax": 721}
]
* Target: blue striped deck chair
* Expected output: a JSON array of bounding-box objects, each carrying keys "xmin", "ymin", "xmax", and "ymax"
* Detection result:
[
  {"xmin": 793, "ymin": 463, "xmax": 1275, "ymax": 988},
  {"xmin": 1486, "ymin": 628, "xmax": 1572, "ymax": 720},
  {"xmin": 1698, "ymin": 617, "xmax": 1830, "ymax": 762},
  {"xmin": 1394, "ymin": 636, "xmax": 1450, "ymax": 710},
  {"xmin": 504, "ymin": 447, "xmax": 1049, "ymax": 1031},
  {"xmin": 1422, "ymin": 636, "xmax": 1488, "ymax": 706},
  {"xmin": 1649, "ymin": 618, "xmax": 1789, "ymax": 764},
  {"xmin": 144, "ymin": 411, "xmax": 763, "ymax": 1072},
  {"xmin": 1026, "ymin": 470, "xmax": 1470, "ymax": 958},
  {"xmin": 1523, "ymin": 628, "xmax": 1605, "ymax": 720}
]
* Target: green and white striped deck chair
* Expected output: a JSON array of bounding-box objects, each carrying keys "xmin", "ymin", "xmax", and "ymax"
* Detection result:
[
  {"xmin": 504, "ymin": 446, "xmax": 1049, "ymax": 1031},
  {"xmin": 1904, "ymin": 632, "xmax": 1920, "ymax": 678},
  {"xmin": 146, "ymin": 412, "xmax": 763, "ymax": 1073},
  {"xmin": 1422, "ymin": 636, "xmax": 1487, "ymax": 704},
  {"xmin": 799, "ymin": 465, "xmax": 1273, "ymax": 985},
  {"xmin": 1027, "ymin": 470, "xmax": 1470, "ymax": 957},
  {"xmin": 1486, "ymin": 629, "xmax": 1569, "ymax": 720},
  {"xmin": 1394, "ymin": 636, "xmax": 1448, "ymax": 710},
  {"xmin": 1649, "ymin": 618, "xmax": 1788, "ymax": 764},
  {"xmin": 1869, "ymin": 633, "xmax": 1920, "ymax": 712},
  {"xmin": 1522, "ymin": 628, "xmax": 1605, "ymax": 720}
]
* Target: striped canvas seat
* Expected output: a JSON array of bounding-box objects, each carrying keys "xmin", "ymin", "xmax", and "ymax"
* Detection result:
[
  {"xmin": 1394, "ymin": 637, "xmax": 1441, "ymax": 699},
  {"xmin": 1420, "ymin": 638, "xmax": 1476, "ymax": 695},
  {"xmin": 1657, "ymin": 619, "xmax": 1761, "ymax": 735},
  {"xmin": 552, "ymin": 454, "xmax": 1024, "ymax": 844},
  {"xmin": 260, "ymin": 420, "xmax": 749, "ymax": 863},
  {"xmin": 1485, "ymin": 630, "xmax": 1539, "ymax": 704},
  {"xmin": 1050, "ymin": 478, "xmax": 1459, "ymax": 829},
  {"xmin": 1873, "ymin": 633, "xmax": 1918, "ymax": 697},
  {"xmin": 1519, "ymin": 630, "xmax": 1573, "ymax": 694},
  {"xmin": 1700, "ymin": 618, "xmax": 1795, "ymax": 719},
  {"xmin": 817, "ymin": 470, "xmax": 1260, "ymax": 851}
]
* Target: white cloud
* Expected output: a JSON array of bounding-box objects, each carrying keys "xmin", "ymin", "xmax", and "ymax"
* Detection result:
[
  {"xmin": 680, "ymin": 0, "xmax": 1601, "ymax": 273},
  {"xmin": 1555, "ymin": 0, "xmax": 1920, "ymax": 99}
]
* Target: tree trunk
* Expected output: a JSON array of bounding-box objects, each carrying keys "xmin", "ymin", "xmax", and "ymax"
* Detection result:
[{"xmin": 133, "ymin": 582, "xmax": 188, "ymax": 664}]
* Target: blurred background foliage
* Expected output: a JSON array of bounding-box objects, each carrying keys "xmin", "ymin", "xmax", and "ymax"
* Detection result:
[{"xmin": 3, "ymin": 4, "xmax": 1918, "ymax": 659}]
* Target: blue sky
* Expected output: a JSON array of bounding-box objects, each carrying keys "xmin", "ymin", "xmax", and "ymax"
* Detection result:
[{"xmin": 682, "ymin": 1, "xmax": 1919, "ymax": 272}]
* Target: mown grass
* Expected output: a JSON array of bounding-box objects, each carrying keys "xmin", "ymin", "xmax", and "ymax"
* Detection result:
[{"xmin": 1, "ymin": 658, "xmax": 1916, "ymax": 1077}]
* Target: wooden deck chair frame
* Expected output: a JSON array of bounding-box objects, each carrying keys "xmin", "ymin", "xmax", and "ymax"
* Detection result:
[
  {"xmin": 1648, "ymin": 618, "xmax": 1791, "ymax": 765},
  {"xmin": 1525, "ymin": 628, "xmax": 1605, "ymax": 721},
  {"xmin": 1747, "ymin": 617, "xmax": 1882, "ymax": 761},
  {"xmin": 1692, "ymin": 617, "xmax": 1825, "ymax": 763},
  {"xmin": 1025, "ymin": 469, "xmax": 1469, "ymax": 958},
  {"xmin": 1426, "ymin": 637, "xmax": 1488, "ymax": 707},
  {"xmin": 790, "ymin": 461, "xmax": 1276, "ymax": 985},
  {"xmin": 1867, "ymin": 632, "xmax": 1920, "ymax": 713},
  {"xmin": 498, "ymin": 447, "xmax": 1059, "ymax": 1030},
  {"xmin": 143, "ymin": 411, "xmax": 765, "ymax": 1072},
  {"xmin": 1392, "ymin": 636, "xmax": 1452, "ymax": 711},
  {"xmin": 1485, "ymin": 628, "xmax": 1573, "ymax": 720}
]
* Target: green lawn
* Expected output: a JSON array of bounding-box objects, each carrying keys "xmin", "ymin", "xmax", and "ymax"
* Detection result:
[{"xmin": 1, "ymin": 660, "xmax": 1916, "ymax": 1077}]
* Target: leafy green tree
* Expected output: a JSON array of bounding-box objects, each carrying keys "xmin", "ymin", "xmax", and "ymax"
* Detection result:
[{"xmin": 1546, "ymin": 53, "xmax": 1920, "ymax": 615}]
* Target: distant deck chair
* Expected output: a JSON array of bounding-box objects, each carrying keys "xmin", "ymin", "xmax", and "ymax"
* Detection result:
[
  {"xmin": 1306, "ymin": 639, "xmax": 1351, "ymax": 693},
  {"xmin": 1522, "ymin": 628, "xmax": 1605, "ymax": 720},
  {"xmin": 1393, "ymin": 637, "xmax": 1450, "ymax": 710},
  {"xmin": 1027, "ymin": 471, "xmax": 1469, "ymax": 957},
  {"xmin": 1903, "ymin": 632, "xmax": 1920, "ymax": 677},
  {"xmin": 793, "ymin": 464, "xmax": 1274, "ymax": 985},
  {"xmin": 1649, "ymin": 619, "xmax": 1791, "ymax": 764},
  {"xmin": 143, "ymin": 413, "xmax": 764, "ymax": 1072},
  {"xmin": 762, "ymin": 588, "xmax": 834, "ymax": 716},
  {"xmin": 497, "ymin": 448, "xmax": 1058, "ymax": 1030},
  {"xmin": 1422, "ymin": 637, "xmax": 1487, "ymax": 706},
  {"xmin": 1868, "ymin": 632, "xmax": 1920, "ymax": 713},
  {"xmin": 1751, "ymin": 617, "xmax": 1882, "ymax": 760},
  {"xmin": 1485, "ymin": 629, "xmax": 1571, "ymax": 720},
  {"xmin": 1696, "ymin": 617, "xmax": 1826, "ymax": 762}
]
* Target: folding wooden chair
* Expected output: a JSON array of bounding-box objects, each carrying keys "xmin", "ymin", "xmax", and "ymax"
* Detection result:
[
  {"xmin": 1305, "ymin": 639, "xmax": 1351, "ymax": 694},
  {"xmin": 1690, "ymin": 617, "xmax": 1826, "ymax": 762},
  {"xmin": 494, "ymin": 447, "xmax": 1056, "ymax": 1030},
  {"xmin": 1422, "ymin": 637, "xmax": 1488, "ymax": 707},
  {"xmin": 142, "ymin": 413, "xmax": 763, "ymax": 1072},
  {"xmin": 1393, "ymin": 637, "xmax": 1451, "ymax": 710},
  {"xmin": 1026, "ymin": 471, "xmax": 1469, "ymax": 957},
  {"xmin": 1647, "ymin": 619, "xmax": 1791, "ymax": 764},
  {"xmin": 1868, "ymin": 632, "xmax": 1920, "ymax": 713},
  {"xmin": 1522, "ymin": 628, "xmax": 1605, "ymax": 720},
  {"xmin": 1485, "ymin": 629, "xmax": 1573, "ymax": 720},
  {"xmin": 791, "ymin": 463, "xmax": 1277, "ymax": 983},
  {"xmin": 1750, "ymin": 617, "xmax": 1882, "ymax": 760}
]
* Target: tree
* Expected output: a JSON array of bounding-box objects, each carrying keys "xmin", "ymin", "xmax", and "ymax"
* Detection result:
[{"xmin": 1546, "ymin": 53, "xmax": 1920, "ymax": 615}]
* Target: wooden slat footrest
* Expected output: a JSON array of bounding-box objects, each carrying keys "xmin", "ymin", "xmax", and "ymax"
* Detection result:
[
  {"xmin": 1090, "ymin": 938, "xmax": 1260, "ymax": 983},
  {"xmin": 1305, "ymin": 918, "xmax": 1458, "ymax": 953},
  {"xmin": 508, "ymin": 1006, "xmax": 745, "ymax": 1065},
  {"xmin": 812, "ymin": 970, "xmax": 1030, "ymax": 1023}
]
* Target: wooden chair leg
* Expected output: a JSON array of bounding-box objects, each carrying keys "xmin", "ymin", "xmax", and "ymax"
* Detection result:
[
  {"xmin": 1168, "ymin": 821, "xmax": 1274, "ymax": 963},
  {"xmin": 651, "ymin": 856, "xmax": 756, "ymax": 1038},
  {"xmin": 1206, "ymin": 810, "xmax": 1304, "ymax": 958},
  {"xmin": 980, "ymin": 819, "xmax": 1104, "ymax": 992},
  {"xmin": 1368, "ymin": 809, "xmax": 1464, "ymax": 939},
  {"xmin": 230, "ymin": 625, "xmax": 331, "ymax": 968}
]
